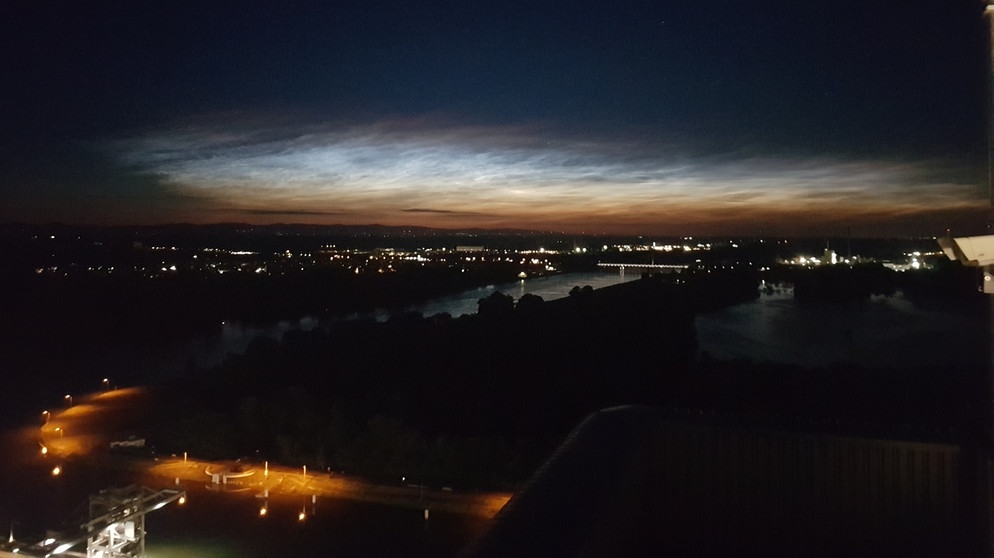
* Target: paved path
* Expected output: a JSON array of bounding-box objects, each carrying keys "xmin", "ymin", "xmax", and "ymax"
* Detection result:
[{"xmin": 39, "ymin": 388, "xmax": 511, "ymax": 519}]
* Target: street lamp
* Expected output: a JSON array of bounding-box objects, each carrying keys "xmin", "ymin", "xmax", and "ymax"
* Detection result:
[
  {"xmin": 54, "ymin": 427, "xmax": 62, "ymax": 438},
  {"xmin": 102, "ymin": 378, "xmax": 109, "ymax": 391},
  {"xmin": 64, "ymin": 395, "xmax": 72, "ymax": 407},
  {"xmin": 42, "ymin": 411, "xmax": 49, "ymax": 425}
]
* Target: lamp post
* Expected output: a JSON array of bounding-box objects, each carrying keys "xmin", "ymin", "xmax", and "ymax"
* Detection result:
[
  {"xmin": 102, "ymin": 378, "xmax": 109, "ymax": 391},
  {"xmin": 64, "ymin": 394, "xmax": 72, "ymax": 408},
  {"xmin": 42, "ymin": 411, "xmax": 49, "ymax": 425}
]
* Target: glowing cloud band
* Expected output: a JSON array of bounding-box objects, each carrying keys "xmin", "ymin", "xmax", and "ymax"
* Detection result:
[{"xmin": 113, "ymin": 118, "xmax": 984, "ymax": 234}]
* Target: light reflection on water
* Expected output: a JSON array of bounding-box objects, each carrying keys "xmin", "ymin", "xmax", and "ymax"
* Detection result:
[
  {"xmin": 695, "ymin": 289, "xmax": 985, "ymax": 369},
  {"xmin": 187, "ymin": 271, "xmax": 640, "ymax": 374},
  {"xmin": 52, "ymin": 271, "xmax": 643, "ymax": 386},
  {"xmin": 386, "ymin": 270, "xmax": 642, "ymax": 320}
]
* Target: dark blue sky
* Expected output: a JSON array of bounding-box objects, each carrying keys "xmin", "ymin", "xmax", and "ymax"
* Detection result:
[{"xmin": 1, "ymin": 1, "xmax": 990, "ymax": 236}]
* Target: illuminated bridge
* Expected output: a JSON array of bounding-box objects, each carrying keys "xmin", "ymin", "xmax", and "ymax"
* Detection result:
[
  {"xmin": 596, "ymin": 262, "xmax": 688, "ymax": 273},
  {"xmin": 0, "ymin": 485, "xmax": 185, "ymax": 558}
]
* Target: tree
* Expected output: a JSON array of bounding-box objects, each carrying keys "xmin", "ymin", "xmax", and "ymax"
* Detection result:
[
  {"xmin": 478, "ymin": 291, "xmax": 514, "ymax": 318},
  {"xmin": 515, "ymin": 292, "xmax": 545, "ymax": 315}
]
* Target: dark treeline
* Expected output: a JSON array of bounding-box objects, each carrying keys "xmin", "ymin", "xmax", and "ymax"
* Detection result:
[
  {"xmin": 686, "ymin": 260, "xmax": 986, "ymax": 443},
  {"xmin": 4, "ymin": 265, "xmax": 527, "ymax": 338},
  {"xmin": 148, "ymin": 268, "xmax": 760, "ymax": 489},
  {"xmin": 6, "ymin": 234, "xmax": 983, "ymax": 490},
  {"xmin": 0, "ymin": 265, "xmax": 519, "ymax": 362},
  {"xmin": 146, "ymin": 262, "xmax": 987, "ymax": 490},
  {"xmin": 764, "ymin": 258, "xmax": 983, "ymax": 303},
  {"xmin": 0, "ymin": 264, "xmax": 523, "ymax": 429}
]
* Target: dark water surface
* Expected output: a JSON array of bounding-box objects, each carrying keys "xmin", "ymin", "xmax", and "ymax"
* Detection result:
[{"xmin": 696, "ymin": 288, "xmax": 985, "ymax": 369}]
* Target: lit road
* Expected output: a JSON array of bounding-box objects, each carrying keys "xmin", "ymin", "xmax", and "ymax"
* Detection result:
[
  {"xmin": 39, "ymin": 387, "xmax": 154, "ymax": 457},
  {"xmin": 37, "ymin": 388, "xmax": 511, "ymax": 519}
]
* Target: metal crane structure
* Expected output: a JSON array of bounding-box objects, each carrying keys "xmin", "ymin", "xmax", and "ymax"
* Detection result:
[
  {"xmin": 0, "ymin": 485, "xmax": 185, "ymax": 558},
  {"xmin": 83, "ymin": 485, "xmax": 186, "ymax": 558}
]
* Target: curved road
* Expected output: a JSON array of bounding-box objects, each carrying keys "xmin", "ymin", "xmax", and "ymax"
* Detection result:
[{"xmin": 38, "ymin": 388, "xmax": 510, "ymax": 519}]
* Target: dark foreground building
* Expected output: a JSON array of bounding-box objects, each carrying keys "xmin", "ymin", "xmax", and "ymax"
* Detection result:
[{"xmin": 464, "ymin": 406, "xmax": 987, "ymax": 557}]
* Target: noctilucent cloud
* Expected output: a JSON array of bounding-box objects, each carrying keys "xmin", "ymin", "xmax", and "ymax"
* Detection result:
[
  {"xmin": 112, "ymin": 117, "xmax": 983, "ymax": 235},
  {"xmin": 1, "ymin": 1, "xmax": 989, "ymax": 236}
]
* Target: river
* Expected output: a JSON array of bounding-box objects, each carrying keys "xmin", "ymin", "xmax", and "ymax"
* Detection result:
[
  {"xmin": 180, "ymin": 270, "xmax": 643, "ymax": 374},
  {"xmin": 166, "ymin": 273, "xmax": 985, "ymax": 378},
  {"xmin": 6, "ymin": 275, "xmax": 984, "ymax": 556},
  {"xmin": 695, "ymin": 286, "xmax": 986, "ymax": 369}
]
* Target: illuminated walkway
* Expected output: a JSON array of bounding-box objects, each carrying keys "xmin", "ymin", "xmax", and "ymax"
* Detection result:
[{"xmin": 38, "ymin": 388, "xmax": 510, "ymax": 520}]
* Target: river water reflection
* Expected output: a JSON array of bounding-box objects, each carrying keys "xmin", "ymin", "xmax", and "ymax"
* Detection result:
[
  {"xmin": 189, "ymin": 271, "xmax": 642, "ymax": 373},
  {"xmin": 7, "ymin": 277, "xmax": 984, "ymax": 556},
  {"xmin": 695, "ymin": 288, "xmax": 985, "ymax": 369},
  {"xmin": 191, "ymin": 274, "xmax": 985, "ymax": 375}
]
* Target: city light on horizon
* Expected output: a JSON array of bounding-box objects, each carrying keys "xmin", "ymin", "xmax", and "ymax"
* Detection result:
[{"xmin": 0, "ymin": 3, "xmax": 992, "ymax": 553}]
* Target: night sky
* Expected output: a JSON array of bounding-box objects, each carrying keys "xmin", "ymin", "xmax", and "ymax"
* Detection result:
[{"xmin": 2, "ymin": 1, "xmax": 990, "ymax": 236}]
